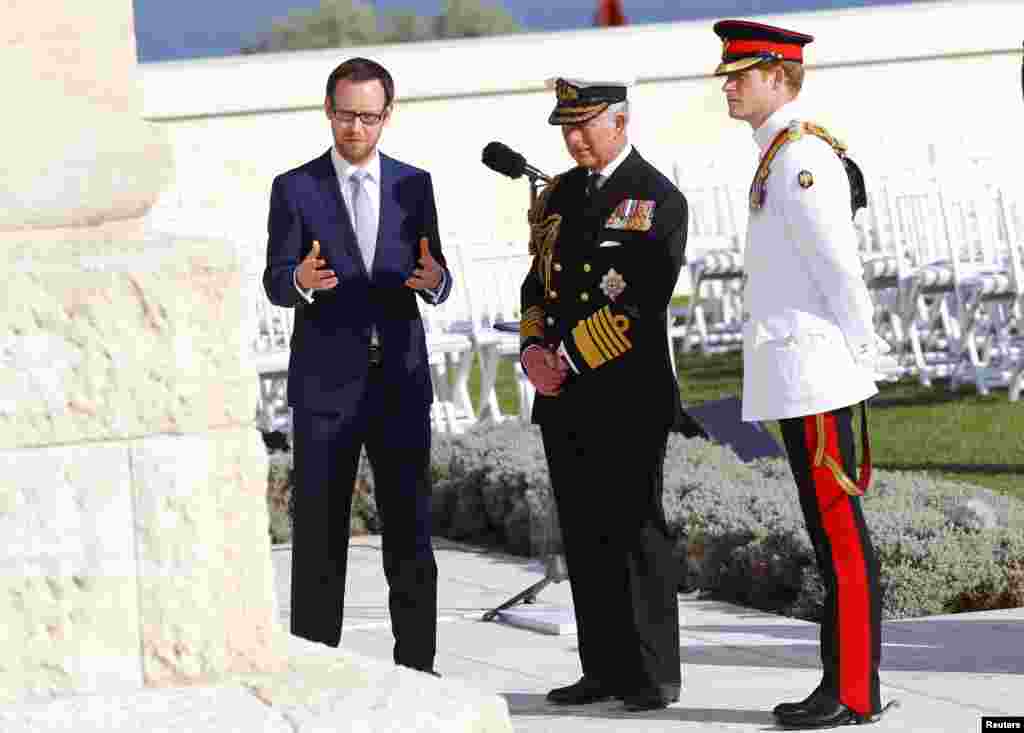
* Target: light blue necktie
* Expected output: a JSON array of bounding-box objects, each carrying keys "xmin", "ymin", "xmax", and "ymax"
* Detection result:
[
  {"xmin": 350, "ymin": 168, "xmax": 380, "ymax": 346},
  {"xmin": 350, "ymin": 168, "xmax": 376, "ymax": 274}
]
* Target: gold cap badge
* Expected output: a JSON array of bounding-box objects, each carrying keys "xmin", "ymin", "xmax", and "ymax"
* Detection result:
[{"xmin": 556, "ymin": 79, "xmax": 579, "ymax": 102}]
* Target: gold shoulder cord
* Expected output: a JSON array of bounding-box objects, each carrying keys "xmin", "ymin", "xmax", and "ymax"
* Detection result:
[
  {"xmin": 803, "ymin": 122, "xmax": 849, "ymax": 157},
  {"xmin": 748, "ymin": 121, "xmax": 849, "ymax": 210},
  {"xmin": 528, "ymin": 174, "xmax": 563, "ymax": 295}
]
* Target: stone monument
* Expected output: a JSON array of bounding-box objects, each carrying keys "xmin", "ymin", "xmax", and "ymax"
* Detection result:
[
  {"xmin": 0, "ymin": 2, "xmax": 511, "ymax": 730},
  {"xmin": 1, "ymin": 0, "xmax": 278, "ymax": 699}
]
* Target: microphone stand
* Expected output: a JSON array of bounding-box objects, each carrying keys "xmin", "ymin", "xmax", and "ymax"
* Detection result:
[
  {"xmin": 482, "ymin": 553, "xmax": 568, "ymax": 622},
  {"xmin": 480, "ymin": 158, "xmax": 566, "ymax": 624}
]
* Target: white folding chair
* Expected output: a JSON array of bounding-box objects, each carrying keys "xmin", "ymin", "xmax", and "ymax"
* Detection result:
[
  {"xmin": 882, "ymin": 171, "xmax": 964, "ymax": 387},
  {"xmin": 934, "ymin": 166, "xmax": 1023, "ymax": 395},
  {"xmin": 671, "ymin": 168, "xmax": 747, "ymax": 360},
  {"xmin": 857, "ymin": 175, "xmax": 913, "ymax": 380},
  {"xmin": 453, "ymin": 240, "xmax": 535, "ymax": 423},
  {"xmin": 983, "ymin": 166, "xmax": 1024, "ymax": 400},
  {"xmin": 418, "ymin": 245, "xmax": 477, "ymax": 433},
  {"xmin": 250, "ymin": 277, "xmax": 294, "ymax": 435},
  {"xmin": 678, "ymin": 237, "xmax": 745, "ymax": 358}
]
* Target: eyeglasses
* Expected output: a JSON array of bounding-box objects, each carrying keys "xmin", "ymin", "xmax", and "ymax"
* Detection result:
[{"xmin": 330, "ymin": 107, "xmax": 388, "ymax": 126}]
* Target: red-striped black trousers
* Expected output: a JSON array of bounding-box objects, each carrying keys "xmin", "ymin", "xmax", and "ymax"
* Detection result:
[{"xmin": 779, "ymin": 405, "xmax": 882, "ymax": 716}]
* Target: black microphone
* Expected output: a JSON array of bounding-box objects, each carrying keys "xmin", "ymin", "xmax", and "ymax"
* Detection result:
[{"xmin": 481, "ymin": 141, "xmax": 551, "ymax": 182}]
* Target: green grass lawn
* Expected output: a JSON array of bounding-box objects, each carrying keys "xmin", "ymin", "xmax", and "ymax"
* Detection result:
[{"xmin": 463, "ymin": 344, "xmax": 1024, "ymax": 501}]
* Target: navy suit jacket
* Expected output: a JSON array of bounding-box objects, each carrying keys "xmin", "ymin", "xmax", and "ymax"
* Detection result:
[{"xmin": 263, "ymin": 150, "xmax": 452, "ymax": 413}]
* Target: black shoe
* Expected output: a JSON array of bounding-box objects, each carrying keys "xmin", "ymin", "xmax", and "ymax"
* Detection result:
[
  {"xmin": 621, "ymin": 684, "xmax": 680, "ymax": 712},
  {"xmin": 773, "ymin": 685, "xmax": 831, "ymax": 718},
  {"xmin": 776, "ymin": 698, "xmax": 872, "ymax": 729},
  {"xmin": 620, "ymin": 693, "xmax": 676, "ymax": 712},
  {"xmin": 546, "ymin": 677, "xmax": 617, "ymax": 705}
]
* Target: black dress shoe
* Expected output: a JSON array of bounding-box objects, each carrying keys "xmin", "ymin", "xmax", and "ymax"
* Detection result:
[
  {"xmin": 620, "ymin": 693, "xmax": 675, "ymax": 712},
  {"xmin": 773, "ymin": 685, "xmax": 831, "ymax": 718},
  {"xmin": 777, "ymin": 698, "xmax": 871, "ymax": 729},
  {"xmin": 546, "ymin": 677, "xmax": 617, "ymax": 705},
  {"xmin": 621, "ymin": 683, "xmax": 680, "ymax": 712}
]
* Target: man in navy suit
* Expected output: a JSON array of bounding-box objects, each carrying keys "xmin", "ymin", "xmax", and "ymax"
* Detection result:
[{"xmin": 263, "ymin": 57, "xmax": 452, "ymax": 674}]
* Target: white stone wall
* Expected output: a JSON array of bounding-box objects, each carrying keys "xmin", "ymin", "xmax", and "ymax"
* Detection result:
[
  {"xmin": 0, "ymin": 441, "xmax": 142, "ymax": 701},
  {"xmin": 0, "ymin": 224, "xmax": 280, "ymax": 701},
  {"xmin": 0, "ymin": 0, "xmax": 279, "ymax": 703}
]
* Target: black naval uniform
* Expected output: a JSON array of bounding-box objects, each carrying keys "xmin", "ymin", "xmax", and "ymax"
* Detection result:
[{"xmin": 520, "ymin": 147, "xmax": 690, "ymax": 700}]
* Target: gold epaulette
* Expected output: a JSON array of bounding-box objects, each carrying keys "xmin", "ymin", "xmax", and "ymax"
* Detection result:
[
  {"xmin": 570, "ymin": 306, "xmax": 632, "ymax": 370},
  {"xmin": 802, "ymin": 122, "xmax": 848, "ymax": 156},
  {"xmin": 527, "ymin": 173, "xmax": 564, "ymax": 296},
  {"xmin": 520, "ymin": 305, "xmax": 545, "ymax": 342},
  {"xmin": 749, "ymin": 121, "xmax": 849, "ymax": 210}
]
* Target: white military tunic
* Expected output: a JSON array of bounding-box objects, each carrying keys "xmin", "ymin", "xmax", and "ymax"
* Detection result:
[{"xmin": 741, "ymin": 101, "xmax": 879, "ymax": 422}]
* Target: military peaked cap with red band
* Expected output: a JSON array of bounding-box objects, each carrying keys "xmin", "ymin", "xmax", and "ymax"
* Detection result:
[{"xmin": 713, "ymin": 19, "xmax": 814, "ymax": 76}]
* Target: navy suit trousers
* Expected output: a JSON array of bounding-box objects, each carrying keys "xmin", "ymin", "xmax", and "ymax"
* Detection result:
[{"xmin": 289, "ymin": 369, "xmax": 437, "ymax": 671}]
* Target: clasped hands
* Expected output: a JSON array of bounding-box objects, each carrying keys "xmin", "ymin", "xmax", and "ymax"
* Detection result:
[
  {"xmin": 522, "ymin": 346, "xmax": 570, "ymax": 396},
  {"xmin": 295, "ymin": 237, "xmax": 442, "ymax": 292}
]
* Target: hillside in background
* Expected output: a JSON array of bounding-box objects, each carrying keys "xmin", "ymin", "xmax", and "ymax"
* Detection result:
[{"xmin": 133, "ymin": 0, "xmax": 934, "ymax": 62}]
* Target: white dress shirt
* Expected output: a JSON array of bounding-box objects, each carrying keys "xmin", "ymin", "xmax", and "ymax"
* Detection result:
[
  {"xmin": 333, "ymin": 146, "xmax": 382, "ymax": 273},
  {"xmin": 592, "ymin": 141, "xmax": 633, "ymax": 185}
]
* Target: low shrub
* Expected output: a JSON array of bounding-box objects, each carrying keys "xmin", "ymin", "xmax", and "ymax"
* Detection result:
[
  {"xmin": 267, "ymin": 453, "xmax": 292, "ymax": 544},
  {"xmin": 263, "ymin": 420, "xmax": 1024, "ymax": 620},
  {"xmin": 422, "ymin": 421, "xmax": 1024, "ymax": 621},
  {"xmin": 265, "ymin": 450, "xmax": 379, "ymax": 545},
  {"xmin": 431, "ymin": 423, "xmax": 559, "ymax": 556}
]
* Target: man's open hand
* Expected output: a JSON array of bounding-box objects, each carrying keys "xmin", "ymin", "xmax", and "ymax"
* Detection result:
[
  {"xmin": 405, "ymin": 237, "xmax": 443, "ymax": 291},
  {"xmin": 296, "ymin": 240, "xmax": 338, "ymax": 291}
]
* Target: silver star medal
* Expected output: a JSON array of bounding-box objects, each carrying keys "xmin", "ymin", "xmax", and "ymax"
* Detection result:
[{"xmin": 599, "ymin": 268, "xmax": 626, "ymax": 300}]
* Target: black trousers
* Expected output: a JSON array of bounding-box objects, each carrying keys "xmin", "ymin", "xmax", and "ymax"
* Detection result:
[
  {"xmin": 541, "ymin": 421, "xmax": 681, "ymax": 697},
  {"xmin": 290, "ymin": 369, "xmax": 437, "ymax": 671},
  {"xmin": 779, "ymin": 406, "xmax": 882, "ymax": 716}
]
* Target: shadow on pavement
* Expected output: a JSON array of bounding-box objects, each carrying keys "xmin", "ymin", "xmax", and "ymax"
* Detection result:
[
  {"xmin": 682, "ymin": 618, "xmax": 1024, "ymax": 674},
  {"xmin": 502, "ymin": 693, "xmax": 776, "ymax": 725}
]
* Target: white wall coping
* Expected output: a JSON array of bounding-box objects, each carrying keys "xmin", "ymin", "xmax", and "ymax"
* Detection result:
[{"xmin": 140, "ymin": 0, "xmax": 1023, "ymax": 121}]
